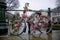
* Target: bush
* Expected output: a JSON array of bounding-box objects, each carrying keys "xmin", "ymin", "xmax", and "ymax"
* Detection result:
[{"xmin": 53, "ymin": 24, "xmax": 60, "ymax": 30}]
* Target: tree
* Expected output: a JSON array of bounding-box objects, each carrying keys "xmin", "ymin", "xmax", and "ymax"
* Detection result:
[
  {"xmin": 56, "ymin": 0, "xmax": 60, "ymax": 7},
  {"xmin": 56, "ymin": 0, "xmax": 60, "ymax": 13},
  {"xmin": 6, "ymin": 0, "xmax": 19, "ymax": 10}
]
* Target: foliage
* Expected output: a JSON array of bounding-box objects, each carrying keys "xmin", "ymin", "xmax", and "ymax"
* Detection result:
[{"xmin": 53, "ymin": 24, "xmax": 60, "ymax": 29}]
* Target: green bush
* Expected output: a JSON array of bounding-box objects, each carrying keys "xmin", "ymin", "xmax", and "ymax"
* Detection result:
[
  {"xmin": 53, "ymin": 24, "xmax": 60, "ymax": 29},
  {"xmin": 53, "ymin": 24, "xmax": 60, "ymax": 27}
]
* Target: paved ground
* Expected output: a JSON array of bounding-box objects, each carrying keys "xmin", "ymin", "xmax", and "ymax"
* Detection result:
[
  {"xmin": 0, "ymin": 25, "xmax": 60, "ymax": 40},
  {"xmin": 52, "ymin": 30, "xmax": 60, "ymax": 40},
  {"xmin": 0, "ymin": 30, "xmax": 60, "ymax": 40}
]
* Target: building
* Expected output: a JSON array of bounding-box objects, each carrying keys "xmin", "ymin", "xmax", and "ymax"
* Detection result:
[{"xmin": 52, "ymin": 7, "xmax": 60, "ymax": 24}]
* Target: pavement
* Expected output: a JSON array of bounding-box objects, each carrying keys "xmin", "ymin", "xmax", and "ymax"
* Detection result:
[
  {"xmin": 52, "ymin": 30, "xmax": 60, "ymax": 40},
  {"xmin": 0, "ymin": 25, "xmax": 60, "ymax": 40},
  {"xmin": 0, "ymin": 30, "xmax": 60, "ymax": 40}
]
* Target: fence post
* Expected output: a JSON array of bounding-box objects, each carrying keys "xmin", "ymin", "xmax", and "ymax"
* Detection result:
[
  {"xmin": 46, "ymin": 8, "xmax": 52, "ymax": 33},
  {"xmin": 0, "ymin": 0, "xmax": 9, "ymax": 37}
]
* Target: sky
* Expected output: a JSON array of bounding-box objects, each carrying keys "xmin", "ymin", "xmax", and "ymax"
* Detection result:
[
  {"xmin": 18, "ymin": 0, "xmax": 56, "ymax": 16},
  {"xmin": 19, "ymin": 0, "xmax": 56, "ymax": 10}
]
